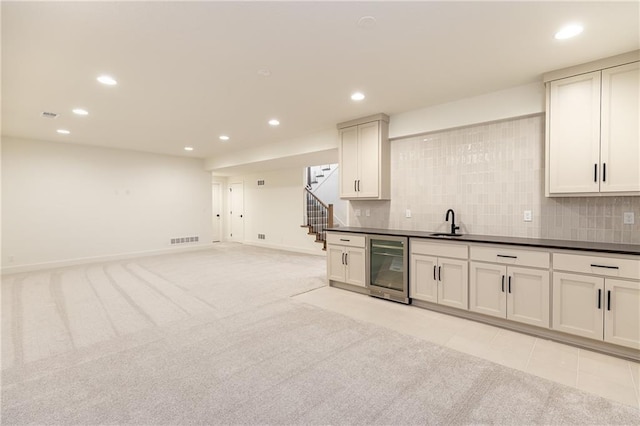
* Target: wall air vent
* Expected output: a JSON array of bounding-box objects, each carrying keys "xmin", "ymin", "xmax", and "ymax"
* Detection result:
[
  {"xmin": 41, "ymin": 111, "xmax": 59, "ymax": 119},
  {"xmin": 257, "ymin": 180, "xmax": 265, "ymax": 186},
  {"xmin": 170, "ymin": 236, "xmax": 200, "ymax": 245}
]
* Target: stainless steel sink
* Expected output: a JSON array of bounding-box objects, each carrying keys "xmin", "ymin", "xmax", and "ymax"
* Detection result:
[{"xmin": 429, "ymin": 233, "xmax": 463, "ymax": 237}]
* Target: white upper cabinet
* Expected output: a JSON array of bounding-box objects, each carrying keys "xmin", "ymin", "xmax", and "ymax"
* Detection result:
[
  {"xmin": 548, "ymin": 72, "xmax": 601, "ymax": 194},
  {"xmin": 545, "ymin": 52, "xmax": 640, "ymax": 197},
  {"xmin": 337, "ymin": 114, "xmax": 390, "ymax": 200},
  {"xmin": 600, "ymin": 62, "xmax": 640, "ymax": 193}
]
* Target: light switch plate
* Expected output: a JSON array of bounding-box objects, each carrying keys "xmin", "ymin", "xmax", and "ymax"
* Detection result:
[
  {"xmin": 405, "ymin": 209, "xmax": 411, "ymax": 218},
  {"xmin": 365, "ymin": 209, "xmax": 371, "ymax": 217},
  {"xmin": 524, "ymin": 210, "xmax": 532, "ymax": 222},
  {"xmin": 623, "ymin": 212, "xmax": 635, "ymax": 225},
  {"xmin": 355, "ymin": 209, "xmax": 361, "ymax": 217}
]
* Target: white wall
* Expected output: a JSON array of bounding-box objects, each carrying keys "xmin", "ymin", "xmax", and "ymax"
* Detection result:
[
  {"xmin": 2, "ymin": 137, "xmax": 213, "ymax": 273},
  {"xmin": 388, "ymin": 82, "xmax": 545, "ymax": 139},
  {"xmin": 226, "ymin": 167, "xmax": 325, "ymax": 255}
]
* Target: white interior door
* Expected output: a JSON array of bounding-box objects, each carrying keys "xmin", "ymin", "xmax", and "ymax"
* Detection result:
[
  {"xmin": 212, "ymin": 182, "xmax": 222, "ymax": 242},
  {"xmin": 229, "ymin": 182, "xmax": 244, "ymax": 241}
]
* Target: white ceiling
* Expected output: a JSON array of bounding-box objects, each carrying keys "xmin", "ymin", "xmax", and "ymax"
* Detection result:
[{"xmin": 2, "ymin": 1, "xmax": 639, "ymax": 168}]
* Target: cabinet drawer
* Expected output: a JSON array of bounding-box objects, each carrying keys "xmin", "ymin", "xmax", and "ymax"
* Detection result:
[
  {"xmin": 553, "ymin": 253, "xmax": 640, "ymax": 280},
  {"xmin": 326, "ymin": 233, "xmax": 365, "ymax": 248},
  {"xmin": 411, "ymin": 239, "xmax": 468, "ymax": 259},
  {"xmin": 471, "ymin": 245, "xmax": 550, "ymax": 269}
]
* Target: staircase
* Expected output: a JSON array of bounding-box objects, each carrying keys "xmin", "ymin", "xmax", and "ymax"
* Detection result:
[{"xmin": 301, "ymin": 187, "xmax": 333, "ymax": 250}]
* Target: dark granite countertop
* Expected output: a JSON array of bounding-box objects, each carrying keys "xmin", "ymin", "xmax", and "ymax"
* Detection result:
[{"xmin": 326, "ymin": 227, "xmax": 640, "ymax": 256}]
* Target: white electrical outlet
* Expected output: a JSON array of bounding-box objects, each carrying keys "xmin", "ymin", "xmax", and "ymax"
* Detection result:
[
  {"xmin": 365, "ymin": 209, "xmax": 371, "ymax": 217},
  {"xmin": 524, "ymin": 210, "xmax": 532, "ymax": 222},
  {"xmin": 623, "ymin": 212, "xmax": 635, "ymax": 225},
  {"xmin": 355, "ymin": 209, "xmax": 361, "ymax": 217},
  {"xmin": 405, "ymin": 209, "xmax": 412, "ymax": 218}
]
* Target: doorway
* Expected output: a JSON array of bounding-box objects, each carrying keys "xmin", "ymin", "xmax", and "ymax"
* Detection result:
[
  {"xmin": 229, "ymin": 182, "xmax": 244, "ymax": 241},
  {"xmin": 212, "ymin": 182, "xmax": 222, "ymax": 242}
]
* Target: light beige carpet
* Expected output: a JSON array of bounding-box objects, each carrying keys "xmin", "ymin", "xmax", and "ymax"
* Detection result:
[{"xmin": 2, "ymin": 243, "xmax": 639, "ymax": 424}]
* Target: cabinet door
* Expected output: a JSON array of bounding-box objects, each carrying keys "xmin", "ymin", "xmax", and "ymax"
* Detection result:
[
  {"xmin": 345, "ymin": 247, "xmax": 366, "ymax": 287},
  {"xmin": 439, "ymin": 258, "xmax": 468, "ymax": 310},
  {"xmin": 327, "ymin": 245, "xmax": 346, "ymax": 282},
  {"xmin": 600, "ymin": 62, "xmax": 640, "ymax": 193},
  {"xmin": 357, "ymin": 121, "xmax": 380, "ymax": 198},
  {"xmin": 469, "ymin": 262, "xmax": 506, "ymax": 318},
  {"xmin": 339, "ymin": 126, "xmax": 359, "ymax": 198},
  {"xmin": 410, "ymin": 254, "xmax": 437, "ymax": 303},
  {"xmin": 552, "ymin": 272, "xmax": 604, "ymax": 340},
  {"xmin": 506, "ymin": 267, "xmax": 549, "ymax": 328},
  {"xmin": 548, "ymin": 72, "xmax": 601, "ymax": 194},
  {"xmin": 604, "ymin": 279, "xmax": 640, "ymax": 349}
]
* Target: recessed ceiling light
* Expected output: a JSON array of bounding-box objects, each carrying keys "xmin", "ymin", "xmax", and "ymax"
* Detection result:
[
  {"xmin": 184, "ymin": 146, "xmax": 194, "ymax": 151},
  {"xmin": 555, "ymin": 24, "xmax": 583, "ymax": 40},
  {"xmin": 268, "ymin": 119, "xmax": 280, "ymax": 126},
  {"xmin": 219, "ymin": 135, "xmax": 230, "ymax": 141},
  {"xmin": 57, "ymin": 129, "xmax": 70, "ymax": 134},
  {"xmin": 97, "ymin": 75, "xmax": 117, "ymax": 85},
  {"xmin": 72, "ymin": 108, "xmax": 89, "ymax": 116},
  {"xmin": 351, "ymin": 92, "xmax": 365, "ymax": 101}
]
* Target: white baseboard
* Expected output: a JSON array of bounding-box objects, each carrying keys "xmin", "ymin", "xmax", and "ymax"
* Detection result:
[
  {"xmin": 1, "ymin": 243, "xmax": 218, "ymax": 275},
  {"xmin": 242, "ymin": 241, "xmax": 326, "ymax": 257}
]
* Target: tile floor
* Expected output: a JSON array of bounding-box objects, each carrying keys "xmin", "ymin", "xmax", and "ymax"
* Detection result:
[{"xmin": 293, "ymin": 286, "xmax": 640, "ymax": 409}]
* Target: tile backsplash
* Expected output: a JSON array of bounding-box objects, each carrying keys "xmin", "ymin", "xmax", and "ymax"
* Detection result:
[{"xmin": 349, "ymin": 114, "xmax": 640, "ymax": 244}]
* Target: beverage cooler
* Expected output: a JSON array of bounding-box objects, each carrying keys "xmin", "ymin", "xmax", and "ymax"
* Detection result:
[{"xmin": 368, "ymin": 235, "xmax": 409, "ymax": 304}]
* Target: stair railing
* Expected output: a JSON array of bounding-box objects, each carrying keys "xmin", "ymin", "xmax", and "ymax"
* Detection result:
[{"xmin": 304, "ymin": 187, "xmax": 333, "ymax": 247}]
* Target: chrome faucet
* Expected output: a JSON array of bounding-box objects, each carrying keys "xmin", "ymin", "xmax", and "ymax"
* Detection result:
[{"xmin": 445, "ymin": 209, "xmax": 460, "ymax": 235}]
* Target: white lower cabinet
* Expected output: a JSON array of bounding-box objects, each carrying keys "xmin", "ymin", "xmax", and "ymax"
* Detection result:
[
  {"xmin": 469, "ymin": 246, "xmax": 550, "ymax": 328},
  {"xmin": 326, "ymin": 233, "xmax": 366, "ymax": 287},
  {"xmin": 552, "ymin": 272, "xmax": 640, "ymax": 349},
  {"xmin": 470, "ymin": 262, "xmax": 550, "ymax": 328},
  {"xmin": 410, "ymin": 239, "xmax": 468, "ymax": 310},
  {"xmin": 411, "ymin": 254, "xmax": 468, "ymax": 309}
]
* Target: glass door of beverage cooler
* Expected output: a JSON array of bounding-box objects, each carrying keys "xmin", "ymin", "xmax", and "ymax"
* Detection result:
[{"xmin": 369, "ymin": 236, "xmax": 408, "ymax": 303}]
